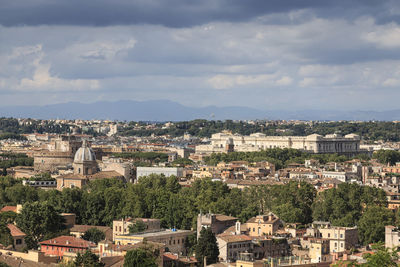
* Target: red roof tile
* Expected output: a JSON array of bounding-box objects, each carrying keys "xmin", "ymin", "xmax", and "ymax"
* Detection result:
[
  {"xmin": 40, "ymin": 236, "xmax": 96, "ymax": 249},
  {"xmin": 0, "ymin": 206, "xmax": 17, "ymax": 213},
  {"xmin": 7, "ymin": 224, "xmax": 26, "ymax": 237}
]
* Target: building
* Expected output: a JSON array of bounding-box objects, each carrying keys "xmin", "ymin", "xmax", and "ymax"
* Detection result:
[
  {"xmin": 99, "ymin": 156, "xmax": 135, "ymax": 183},
  {"xmin": 217, "ymin": 234, "xmax": 253, "ymax": 262},
  {"xmin": 39, "ymin": 236, "xmax": 96, "ymax": 258},
  {"xmin": 112, "ymin": 218, "xmax": 161, "ymax": 240},
  {"xmin": 72, "ymin": 140, "xmax": 97, "ymax": 175},
  {"xmin": 235, "ymin": 253, "xmax": 266, "ymax": 267},
  {"xmin": 136, "ymin": 167, "xmax": 183, "ymax": 179},
  {"xmin": 33, "ymin": 135, "xmax": 82, "ymax": 173},
  {"xmin": 252, "ymin": 237, "xmax": 291, "ymax": 259},
  {"xmin": 306, "ymin": 221, "xmax": 358, "ymax": 253},
  {"xmin": 197, "ymin": 212, "xmax": 237, "ymax": 238},
  {"xmin": 7, "ymin": 224, "xmax": 26, "ymax": 250},
  {"xmin": 114, "ymin": 229, "xmax": 193, "ymax": 254},
  {"xmin": 309, "ymin": 239, "xmax": 330, "ymax": 263},
  {"xmin": 385, "ymin": 225, "xmax": 400, "ymax": 248},
  {"xmin": 246, "ymin": 213, "xmax": 282, "ymax": 237},
  {"xmin": 195, "ymin": 132, "xmax": 363, "ymax": 156},
  {"xmin": 56, "ymin": 141, "xmax": 124, "ymax": 190}
]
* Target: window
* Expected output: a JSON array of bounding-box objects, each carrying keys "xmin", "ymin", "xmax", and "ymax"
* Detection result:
[
  {"xmin": 16, "ymin": 239, "xmax": 22, "ymax": 245},
  {"xmin": 328, "ymin": 233, "xmax": 330, "ymax": 238},
  {"xmin": 341, "ymin": 243, "xmax": 344, "ymax": 248},
  {"xmin": 340, "ymin": 234, "xmax": 343, "ymax": 238}
]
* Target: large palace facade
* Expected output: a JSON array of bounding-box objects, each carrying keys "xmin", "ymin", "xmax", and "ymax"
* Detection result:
[{"xmin": 195, "ymin": 132, "xmax": 364, "ymax": 156}]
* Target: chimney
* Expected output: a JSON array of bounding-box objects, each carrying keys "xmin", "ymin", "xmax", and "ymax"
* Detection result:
[{"xmin": 235, "ymin": 221, "xmax": 241, "ymax": 235}]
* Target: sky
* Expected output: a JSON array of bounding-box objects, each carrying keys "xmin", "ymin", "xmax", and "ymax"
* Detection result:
[{"xmin": 1, "ymin": 0, "xmax": 400, "ymax": 111}]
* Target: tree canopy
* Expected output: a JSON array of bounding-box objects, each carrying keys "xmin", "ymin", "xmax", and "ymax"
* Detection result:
[
  {"xmin": 195, "ymin": 227, "xmax": 219, "ymax": 266},
  {"xmin": 82, "ymin": 228, "xmax": 106, "ymax": 244}
]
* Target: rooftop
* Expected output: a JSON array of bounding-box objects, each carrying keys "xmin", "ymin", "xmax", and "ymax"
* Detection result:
[
  {"xmin": 7, "ymin": 224, "xmax": 26, "ymax": 237},
  {"xmin": 117, "ymin": 229, "xmax": 192, "ymax": 238},
  {"xmin": 40, "ymin": 235, "xmax": 96, "ymax": 249}
]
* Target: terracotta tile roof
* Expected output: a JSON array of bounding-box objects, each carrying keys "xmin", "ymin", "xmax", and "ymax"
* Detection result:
[
  {"xmin": 39, "ymin": 235, "xmax": 96, "ymax": 249},
  {"xmin": 246, "ymin": 214, "xmax": 280, "ymax": 224},
  {"xmin": 0, "ymin": 206, "xmax": 17, "ymax": 213},
  {"xmin": 217, "ymin": 234, "xmax": 252, "ymax": 243},
  {"xmin": 215, "ymin": 214, "xmax": 237, "ymax": 222},
  {"xmin": 101, "ymin": 256, "xmax": 124, "ymax": 267},
  {"xmin": 223, "ymin": 224, "xmax": 248, "ymax": 234},
  {"xmin": 87, "ymin": 171, "xmax": 124, "ymax": 180},
  {"xmin": 57, "ymin": 173, "xmax": 87, "ymax": 179},
  {"xmin": 7, "ymin": 224, "xmax": 26, "ymax": 237},
  {"xmin": 163, "ymin": 253, "xmax": 197, "ymax": 263}
]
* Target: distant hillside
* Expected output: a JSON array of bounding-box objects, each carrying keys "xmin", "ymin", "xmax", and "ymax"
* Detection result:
[{"xmin": 0, "ymin": 100, "xmax": 399, "ymax": 121}]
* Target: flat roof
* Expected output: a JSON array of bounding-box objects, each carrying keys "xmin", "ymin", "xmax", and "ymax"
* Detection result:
[{"xmin": 117, "ymin": 229, "xmax": 192, "ymax": 238}]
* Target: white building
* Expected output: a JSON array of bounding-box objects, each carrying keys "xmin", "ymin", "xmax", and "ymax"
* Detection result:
[
  {"xmin": 136, "ymin": 167, "xmax": 183, "ymax": 179},
  {"xmin": 195, "ymin": 132, "xmax": 363, "ymax": 155}
]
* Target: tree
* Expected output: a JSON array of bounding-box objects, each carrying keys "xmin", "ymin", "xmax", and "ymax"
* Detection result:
[
  {"xmin": 358, "ymin": 206, "xmax": 395, "ymax": 245},
  {"xmin": 74, "ymin": 250, "xmax": 104, "ymax": 267},
  {"xmin": 362, "ymin": 243, "xmax": 398, "ymax": 267},
  {"xmin": 15, "ymin": 202, "xmax": 65, "ymax": 249},
  {"xmin": 128, "ymin": 220, "xmax": 147, "ymax": 234},
  {"xmin": 0, "ymin": 224, "xmax": 13, "ymax": 248},
  {"xmin": 195, "ymin": 227, "xmax": 219, "ymax": 266},
  {"xmin": 82, "ymin": 228, "xmax": 105, "ymax": 244},
  {"xmin": 124, "ymin": 247, "xmax": 158, "ymax": 267}
]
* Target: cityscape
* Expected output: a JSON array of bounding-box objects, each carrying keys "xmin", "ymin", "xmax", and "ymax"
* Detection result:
[{"xmin": 2, "ymin": 0, "xmax": 400, "ymax": 267}]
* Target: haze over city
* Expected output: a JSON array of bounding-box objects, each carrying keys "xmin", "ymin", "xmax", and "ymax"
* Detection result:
[{"xmin": 1, "ymin": 0, "xmax": 400, "ymax": 115}]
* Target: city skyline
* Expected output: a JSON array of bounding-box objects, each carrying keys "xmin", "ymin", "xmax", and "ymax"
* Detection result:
[{"xmin": 1, "ymin": 1, "xmax": 400, "ymax": 112}]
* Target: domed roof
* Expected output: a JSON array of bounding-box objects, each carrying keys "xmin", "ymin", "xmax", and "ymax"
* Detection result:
[{"xmin": 74, "ymin": 140, "xmax": 96, "ymax": 163}]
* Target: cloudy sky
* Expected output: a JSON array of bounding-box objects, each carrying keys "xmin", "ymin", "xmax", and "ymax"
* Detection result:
[{"xmin": 1, "ymin": 0, "xmax": 400, "ymax": 111}]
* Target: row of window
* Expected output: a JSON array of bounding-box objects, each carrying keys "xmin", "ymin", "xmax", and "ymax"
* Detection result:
[
  {"xmin": 44, "ymin": 245, "xmax": 81, "ymax": 252},
  {"xmin": 228, "ymin": 243, "xmax": 250, "ymax": 249}
]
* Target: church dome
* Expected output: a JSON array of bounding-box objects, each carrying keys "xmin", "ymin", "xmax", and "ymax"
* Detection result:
[{"xmin": 74, "ymin": 140, "xmax": 96, "ymax": 163}]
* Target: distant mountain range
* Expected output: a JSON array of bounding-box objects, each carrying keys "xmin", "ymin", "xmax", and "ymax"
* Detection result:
[{"xmin": 0, "ymin": 100, "xmax": 399, "ymax": 121}]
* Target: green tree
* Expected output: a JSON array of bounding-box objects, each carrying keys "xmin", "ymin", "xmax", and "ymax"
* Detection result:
[
  {"xmin": 362, "ymin": 243, "xmax": 398, "ymax": 267},
  {"xmin": 74, "ymin": 250, "xmax": 104, "ymax": 267},
  {"xmin": 123, "ymin": 247, "xmax": 158, "ymax": 267},
  {"xmin": 373, "ymin": 150, "xmax": 400, "ymax": 165},
  {"xmin": 0, "ymin": 224, "xmax": 13, "ymax": 248},
  {"xmin": 15, "ymin": 202, "xmax": 65, "ymax": 249},
  {"xmin": 128, "ymin": 219, "xmax": 147, "ymax": 234},
  {"xmin": 82, "ymin": 228, "xmax": 106, "ymax": 244},
  {"xmin": 195, "ymin": 227, "xmax": 219, "ymax": 266},
  {"xmin": 358, "ymin": 206, "xmax": 395, "ymax": 245}
]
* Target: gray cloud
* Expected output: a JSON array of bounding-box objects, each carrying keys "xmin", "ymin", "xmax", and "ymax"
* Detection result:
[
  {"xmin": 1, "ymin": 1, "xmax": 400, "ymax": 112},
  {"xmin": 0, "ymin": 0, "xmax": 396, "ymax": 27}
]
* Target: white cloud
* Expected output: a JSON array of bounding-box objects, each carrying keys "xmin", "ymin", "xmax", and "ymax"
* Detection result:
[
  {"xmin": 383, "ymin": 78, "xmax": 400, "ymax": 87},
  {"xmin": 18, "ymin": 62, "xmax": 99, "ymax": 92},
  {"xmin": 69, "ymin": 39, "xmax": 136, "ymax": 61},
  {"xmin": 0, "ymin": 44, "xmax": 100, "ymax": 92},
  {"xmin": 275, "ymin": 76, "xmax": 293, "ymax": 86},
  {"xmin": 363, "ymin": 23, "xmax": 400, "ymax": 48}
]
